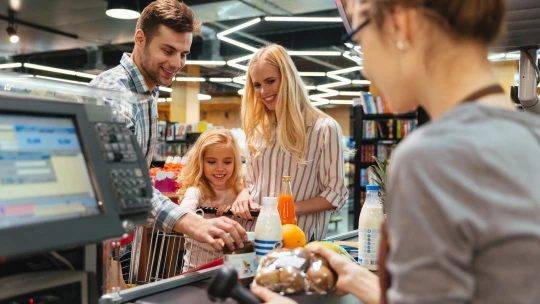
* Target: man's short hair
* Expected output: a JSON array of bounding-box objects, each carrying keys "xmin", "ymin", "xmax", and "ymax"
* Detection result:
[{"xmin": 136, "ymin": 0, "xmax": 201, "ymax": 43}]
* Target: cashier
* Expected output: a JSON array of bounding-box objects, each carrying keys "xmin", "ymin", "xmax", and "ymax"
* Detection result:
[
  {"xmin": 253, "ymin": 0, "xmax": 540, "ymax": 303},
  {"xmin": 90, "ymin": 0, "xmax": 246, "ymax": 250}
]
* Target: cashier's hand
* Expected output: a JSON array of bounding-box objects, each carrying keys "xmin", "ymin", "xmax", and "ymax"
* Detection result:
[
  {"xmin": 175, "ymin": 212, "xmax": 247, "ymax": 251},
  {"xmin": 309, "ymin": 245, "xmax": 380, "ymax": 304},
  {"xmin": 251, "ymin": 285, "xmax": 298, "ymax": 304},
  {"xmin": 231, "ymin": 188, "xmax": 255, "ymax": 220}
]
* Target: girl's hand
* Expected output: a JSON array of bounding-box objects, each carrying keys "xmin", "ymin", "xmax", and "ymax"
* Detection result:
[
  {"xmin": 231, "ymin": 188, "xmax": 255, "ymax": 220},
  {"xmin": 216, "ymin": 204, "xmax": 231, "ymax": 216}
]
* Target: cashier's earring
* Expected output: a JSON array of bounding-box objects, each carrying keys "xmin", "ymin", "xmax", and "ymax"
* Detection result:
[{"xmin": 396, "ymin": 40, "xmax": 409, "ymax": 51}]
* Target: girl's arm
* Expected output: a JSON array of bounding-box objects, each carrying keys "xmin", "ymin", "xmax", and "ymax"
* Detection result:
[{"xmin": 179, "ymin": 187, "xmax": 202, "ymax": 212}]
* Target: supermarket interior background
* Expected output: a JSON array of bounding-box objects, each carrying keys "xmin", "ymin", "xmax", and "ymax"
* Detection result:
[{"xmin": 0, "ymin": 0, "xmax": 539, "ymax": 303}]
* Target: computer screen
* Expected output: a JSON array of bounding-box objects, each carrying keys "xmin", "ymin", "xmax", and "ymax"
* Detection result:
[{"xmin": 0, "ymin": 113, "xmax": 100, "ymax": 229}]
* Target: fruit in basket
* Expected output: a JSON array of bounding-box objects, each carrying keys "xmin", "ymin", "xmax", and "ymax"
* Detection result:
[
  {"xmin": 282, "ymin": 224, "xmax": 306, "ymax": 248},
  {"xmin": 305, "ymin": 241, "xmax": 356, "ymax": 262}
]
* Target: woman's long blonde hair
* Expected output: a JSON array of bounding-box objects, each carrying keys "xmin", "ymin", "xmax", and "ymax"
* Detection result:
[
  {"xmin": 177, "ymin": 129, "xmax": 243, "ymax": 201},
  {"xmin": 241, "ymin": 44, "xmax": 326, "ymax": 164}
]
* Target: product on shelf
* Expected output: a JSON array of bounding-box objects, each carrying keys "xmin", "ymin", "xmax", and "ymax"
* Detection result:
[{"xmin": 151, "ymin": 155, "xmax": 184, "ymax": 193}]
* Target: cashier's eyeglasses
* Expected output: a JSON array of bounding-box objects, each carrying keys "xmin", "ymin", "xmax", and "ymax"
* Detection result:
[
  {"xmin": 341, "ymin": 19, "xmax": 370, "ymax": 48},
  {"xmin": 335, "ymin": 0, "xmax": 370, "ymax": 62}
]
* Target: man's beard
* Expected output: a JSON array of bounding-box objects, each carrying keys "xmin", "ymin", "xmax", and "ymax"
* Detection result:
[{"xmin": 140, "ymin": 47, "xmax": 174, "ymax": 87}]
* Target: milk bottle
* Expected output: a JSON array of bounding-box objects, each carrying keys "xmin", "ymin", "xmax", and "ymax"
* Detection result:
[
  {"xmin": 358, "ymin": 185, "xmax": 385, "ymax": 271},
  {"xmin": 254, "ymin": 197, "xmax": 283, "ymax": 263}
]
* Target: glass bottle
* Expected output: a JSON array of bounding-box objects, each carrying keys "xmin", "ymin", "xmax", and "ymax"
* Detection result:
[{"xmin": 277, "ymin": 176, "xmax": 297, "ymax": 225}]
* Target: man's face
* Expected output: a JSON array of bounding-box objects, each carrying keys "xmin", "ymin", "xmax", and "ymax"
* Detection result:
[{"xmin": 139, "ymin": 25, "xmax": 192, "ymax": 87}]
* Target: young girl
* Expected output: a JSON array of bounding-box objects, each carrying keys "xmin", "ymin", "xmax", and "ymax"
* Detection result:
[{"xmin": 177, "ymin": 129, "xmax": 256, "ymax": 272}]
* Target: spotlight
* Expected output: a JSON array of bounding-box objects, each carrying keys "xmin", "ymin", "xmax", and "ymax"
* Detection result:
[
  {"xmin": 6, "ymin": 25, "xmax": 18, "ymax": 44},
  {"xmin": 6, "ymin": 9, "xmax": 19, "ymax": 44},
  {"xmin": 106, "ymin": 0, "xmax": 140, "ymax": 19}
]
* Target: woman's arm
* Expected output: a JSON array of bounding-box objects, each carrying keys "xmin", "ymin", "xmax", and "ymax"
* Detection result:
[
  {"xmin": 294, "ymin": 196, "xmax": 335, "ymax": 215},
  {"xmin": 296, "ymin": 119, "xmax": 348, "ymax": 215}
]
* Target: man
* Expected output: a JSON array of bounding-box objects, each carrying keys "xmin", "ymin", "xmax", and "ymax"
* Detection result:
[{"xmin": 90, "ymin": 0, "xmax": 245, "ymax": 251}]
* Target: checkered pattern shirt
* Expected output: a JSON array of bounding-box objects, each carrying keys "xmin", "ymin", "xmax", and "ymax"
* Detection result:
[{"xmin": 89, "ymin": 53, "xmax": 187, "ymax": 233}]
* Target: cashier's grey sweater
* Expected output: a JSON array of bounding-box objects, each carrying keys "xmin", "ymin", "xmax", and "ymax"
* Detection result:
[{"xmin": 385, "ymin": 103, "xmax": 540, "ymax": 304}]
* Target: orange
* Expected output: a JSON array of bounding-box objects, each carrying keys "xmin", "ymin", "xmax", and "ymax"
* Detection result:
[{"xmin": 282, "ymin": 224, "xmax": 306, "ymax": 249}]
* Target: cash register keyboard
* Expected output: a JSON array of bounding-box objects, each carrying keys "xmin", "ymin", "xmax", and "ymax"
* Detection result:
[
  {"xmin": 110, "ymin": 168, "xmax": 150, "ymax": 210},
  {"xmin": 96, "ymin": 122, "xmax": 151, "ymax": 211},
  {"xmin": 95, "ymin": 122, "xmax": 138, "ymax": 163}
]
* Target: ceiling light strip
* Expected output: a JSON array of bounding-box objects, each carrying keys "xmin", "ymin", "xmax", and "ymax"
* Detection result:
[
  {"xmin": 159, "ymin": 87, "xmax": 172, "ymax": 92},
  {"xmin": 329, "ymin": 100, "xmax": 354, "ymax": 105},
  {"xmin": 288, "ymin": 51, "xmax": 342, "ymax": 56},
  {"xmin": 174, "ymin": 77, "xmax": 206, "ymax": 82},
  {"xmin": 352, "ymin": 80, "xmax": 371, "ymax": 85},
  {"xmin": 264, "ymin": 16, "xmax": 342, "ymax": 22},
  {"xmin": 210, "ymin": 78, "xmax": 233, "ymax": 82},
  {"xmin": 23, "ymin": 63, "xmax": 97, "ymax": 79},
  {"xmin": 217, "ymin": 18, "xmax": 261, "ymax": 37},
  {"xmin": 185, "ymin": 60, "xmax": 227, "ymax": 66},
  {"xmin": 0, "ymin": 62, "xmax": 22, "ymax": 69},
  {"xmin": 339, "ymin": 91, "xmax": 362, "ymax": 96},
  {"xmin": 298, "ymin": 72, "xmax": 326, "ymax": 77},
  {"xmin": 198, "ymin": 94, "xmax": 212, "ymax": 100}
]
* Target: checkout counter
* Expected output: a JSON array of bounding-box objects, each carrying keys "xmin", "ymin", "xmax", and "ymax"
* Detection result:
[
  {"xmin": 0, "ymin": 74, "xmax": 364, "ymax": 304},
  {"xmin": 111, "ymin": 230, "xmax": 362, "ymax": 304}
]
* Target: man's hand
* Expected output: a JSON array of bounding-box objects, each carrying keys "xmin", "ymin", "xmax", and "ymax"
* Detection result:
[
  {"xmin": 309, "ymin": 245, "xmax": 380, "ymax": 304},
  {"xmin": 250, "ymin": 285, "xmax": 298, "ymax": 304},
  {"xmin": 231, "ymin": 188, "xmax": 255, "ymax": 220},
  {"xmin": 174, "ymin": 212, "xmax": 247, "ymax": 251}
]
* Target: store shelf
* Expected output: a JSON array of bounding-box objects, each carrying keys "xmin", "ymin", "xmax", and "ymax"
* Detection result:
[
  {"xmin": 362, "ymin": 112, "xmax": 417, "ymax": 120},
  {"xmin": 360, "ymin": 138, "xmax": 400, "ymax": 144}
]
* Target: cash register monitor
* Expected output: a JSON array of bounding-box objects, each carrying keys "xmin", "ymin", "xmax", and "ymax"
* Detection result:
[
  {"xmin": 0, "ymin": 94, "xmax": 153, "ymax": 258},
  {"xmin": 0, "ymin": 113, "xmax": 101, "ymax": 229}
]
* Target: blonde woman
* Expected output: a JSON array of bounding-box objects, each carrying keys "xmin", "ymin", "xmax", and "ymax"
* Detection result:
[
  {"xmin": 178, "ymin": 129, "xmax": 257, "ymax": 271},
  {"xmin": 232, "ymin": 44, "xmax": 349, "ymax": 241}
]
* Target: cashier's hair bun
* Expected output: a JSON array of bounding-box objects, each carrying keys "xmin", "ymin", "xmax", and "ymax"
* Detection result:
[{"xmin": 372, "ymin": 0, "xmax": 506, "ymax": 45}]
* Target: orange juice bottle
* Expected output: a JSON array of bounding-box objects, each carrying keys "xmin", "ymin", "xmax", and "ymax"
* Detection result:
[{"xmin": 277, "ymin": 176, "xmax": 297, "ymax": 225}]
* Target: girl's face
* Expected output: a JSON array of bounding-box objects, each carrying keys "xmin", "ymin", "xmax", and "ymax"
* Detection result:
[
  {"xmin": 250, "ymin": 59, "xmax": 281, "ymax": 111},
  {"xmin": 203, "ymin": 144, "xmax": 235, "ymax": 190}
]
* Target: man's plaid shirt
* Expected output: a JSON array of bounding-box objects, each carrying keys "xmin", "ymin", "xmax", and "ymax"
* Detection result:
[{"xmin": 90, "ymin": 53, "xmax": 186, "ymax": 233}]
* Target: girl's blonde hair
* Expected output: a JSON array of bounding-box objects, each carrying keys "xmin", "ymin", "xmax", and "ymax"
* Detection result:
[
  {"xmin": 241, "ymin": 44, "xmax": 326, "ymax": 164},
  {"xmin": 177, "ymin": 129, "xmax": 243, "ymax": 201}
]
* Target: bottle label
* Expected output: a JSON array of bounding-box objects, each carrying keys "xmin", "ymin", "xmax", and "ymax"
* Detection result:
[
  {"xmin": 224, "ymin": 252, "xmax": 257, "ymax": 279},
  {"xmin": 358, "ymin": 227, "xmax": 380, "ymax": 268},
  {"xmin": 254, "ymin": 239, "xmax": 283, "ymax": 260}
]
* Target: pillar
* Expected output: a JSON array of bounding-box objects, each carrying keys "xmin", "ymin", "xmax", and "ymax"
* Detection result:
[
  {"xmin": 491, "ymin": 60, "xmax": 518, "ymax": 96},
  {"xmin": 170, "ymin": 65, "xmax": 200, "ymax": 123}
]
